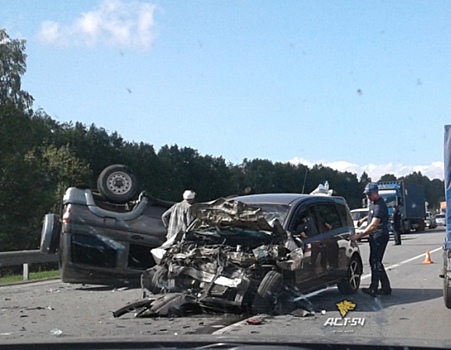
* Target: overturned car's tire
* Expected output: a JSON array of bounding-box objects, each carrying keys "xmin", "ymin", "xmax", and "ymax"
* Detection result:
[
  {"xmin": 337, "ymin": 255, "xmax": 362, "ymax": 294},
  {"xmin": 97, "ymin": 164, "xmax": 139, "ymax": 204},
  {"xmin": 252, "ymin": 270, "xmax": 283, "ymax": 315},
  {"xmin": 40, "ymin": 213, "xmax": 61, "ymax": 255}
]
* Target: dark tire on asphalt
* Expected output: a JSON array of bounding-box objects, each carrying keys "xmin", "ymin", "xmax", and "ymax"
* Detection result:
[
  {"xmin": 337, "ymin": 255, "xmax": 362, "ymax": 294},
  {"xmin": 444, "ymin": 274, "xmax": 451, "ymax": 309},
  {"xmin": 252, "ymin": 270, "xmax": 283, "ymax": 315},
  {"xmin": 97, "ymin": 164, "xmax": 139, "ymax": 204}
]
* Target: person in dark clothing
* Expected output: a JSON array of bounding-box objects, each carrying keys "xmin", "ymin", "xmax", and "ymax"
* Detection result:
[
  {"xmin": 351, "ymin": 182, "xmax": 392, "ymax": 297},
  {"xmin": 392, "ymin": 204, "xmax": 402, "ymax": 245}
]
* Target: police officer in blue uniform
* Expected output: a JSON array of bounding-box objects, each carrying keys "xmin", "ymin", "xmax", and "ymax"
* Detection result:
[
  {"xmin": 351, "ymin": 183, "xmax": 392, "ymax": 297},
  {"xmin": 392, "ymin": 204, "xmax": 402, "ymax": 245}
]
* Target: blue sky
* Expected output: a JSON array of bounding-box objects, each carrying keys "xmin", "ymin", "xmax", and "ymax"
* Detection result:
[{"xmin": 1, "ymin": 0, "xmax": 449, "ymax": 180}]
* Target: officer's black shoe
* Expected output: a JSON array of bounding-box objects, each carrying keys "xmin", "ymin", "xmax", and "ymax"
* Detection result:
[
  {"xmin": 362, "ymin": 287, "xmax": 378, "ymax": 297},
  {"xmin": 377, "ymin": 288, "xmax": 392, "ymax": 295}
]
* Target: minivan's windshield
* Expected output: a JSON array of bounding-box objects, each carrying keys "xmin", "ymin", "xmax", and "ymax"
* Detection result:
[{"xmin": 249, "ymin": 203, "xmax": 290, "ymax": 225}]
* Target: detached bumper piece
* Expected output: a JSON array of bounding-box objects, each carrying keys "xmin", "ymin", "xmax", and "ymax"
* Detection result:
[{"xmin": 113, "ymin": 293, "xmax": 201, "ymax": 318}]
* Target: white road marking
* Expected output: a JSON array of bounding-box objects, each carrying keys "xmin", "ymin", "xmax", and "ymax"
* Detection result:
[
  {"xmin": 214, "ymin": 246, "xmax": 444, "ymax": 335},
  {"xmin": 361, "ymin": 246, "xmax": 442, "ymax": 280}
]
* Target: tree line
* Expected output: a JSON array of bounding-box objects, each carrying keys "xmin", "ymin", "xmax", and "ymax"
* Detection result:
[{"xmin": 0, "ymin": 29, "xmax": 445, "ymax": 252}]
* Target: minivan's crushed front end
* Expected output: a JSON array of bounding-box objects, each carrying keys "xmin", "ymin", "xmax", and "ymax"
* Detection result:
[{"xmin": 137, "ymin": 199, "xmax": 307, "ymax": 316}]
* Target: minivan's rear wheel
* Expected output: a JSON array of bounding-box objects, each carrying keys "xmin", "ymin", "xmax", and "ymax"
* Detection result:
[
  {"xmin": 97, "ymin": 164, "xmax": 139, "ymax": 203},
  {"xmin": 252, "ymin": 270, "xmax": 283, "ymax": 314},
  {"xmin": 337, "ymin": 255, "xmax": 362, "ymax": 294}
]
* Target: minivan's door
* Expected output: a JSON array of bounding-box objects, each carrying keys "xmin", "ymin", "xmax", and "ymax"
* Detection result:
[
  {"xmin": 288, "ymin": 205, "xmax": 326, "ymax": 292},
  {"xmin": 290, "ymin": 202, "xmax": 347, "ymax": 291},
  {"xmin": 313, "ymin": 203, "xmax": 341, "ymax": 280}
]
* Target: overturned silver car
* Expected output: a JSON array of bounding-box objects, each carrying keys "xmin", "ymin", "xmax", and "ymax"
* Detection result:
[{"xmin": 115, "ymin": 193, "xmax": 362, "ymax": 317}]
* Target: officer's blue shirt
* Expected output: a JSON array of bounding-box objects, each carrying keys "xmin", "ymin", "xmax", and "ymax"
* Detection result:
[{"xmin": 368, "ymin": 197, "xmax": 389, "ymax": 236}]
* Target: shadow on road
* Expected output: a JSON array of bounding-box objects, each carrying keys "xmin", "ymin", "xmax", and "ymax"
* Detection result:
[{"xmin": 296, "ymin": 287, "xmax": 443, "ymax": 314}]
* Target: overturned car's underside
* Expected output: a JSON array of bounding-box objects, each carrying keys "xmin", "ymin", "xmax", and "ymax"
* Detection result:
[{"xmin": 114, "ymin": 199, "xmax": 306, "ymax": 318}]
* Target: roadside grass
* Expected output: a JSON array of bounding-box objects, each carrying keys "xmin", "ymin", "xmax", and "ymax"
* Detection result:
[{"xmin": 0, "ymin": 270, "xmax": 60, "ymax": 285}]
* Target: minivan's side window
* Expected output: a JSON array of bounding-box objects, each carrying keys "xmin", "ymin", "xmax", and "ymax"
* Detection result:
[
  {"xmin": 291, "ymin": 206, "xmax": 320, "ymax": 238},
  {"xmin": 337, "ymin": 203, "xmax": 353, "ymax": 227},
  {"xmin": 315, "ymin": 203, "xmax": 342, "ymax": 232}
]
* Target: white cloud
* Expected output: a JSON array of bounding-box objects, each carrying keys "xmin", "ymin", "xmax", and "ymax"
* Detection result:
[
  {"xmin": 289, "ymin": 157, "xmax": 444, "ymax": 181},
  {"xmin": 38, "ymin": 21, "xmax": 61, "ymax": 44},
  {"xmin": 37, "ymin": 0, "xmax": 158, "ymax": 50}
]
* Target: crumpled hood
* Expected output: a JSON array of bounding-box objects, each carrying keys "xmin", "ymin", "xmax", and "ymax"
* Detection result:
[{"xmin": 189, "ymin": 198, "xmax": 287, "ymax": 242}]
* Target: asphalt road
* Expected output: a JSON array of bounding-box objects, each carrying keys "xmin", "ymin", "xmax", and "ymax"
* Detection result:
[{"xmin": 1, "ymin": 227, "xmax": 450, "ymax": 347}]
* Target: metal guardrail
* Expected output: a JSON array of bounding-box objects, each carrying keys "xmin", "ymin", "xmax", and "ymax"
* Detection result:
[{"xmin": 0, "ymin": 250, "xmax": 59, "ymax": 281}]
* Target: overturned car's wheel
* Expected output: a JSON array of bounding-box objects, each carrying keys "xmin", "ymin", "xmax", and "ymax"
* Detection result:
[
  {"xmin": 337, "ymin": 255, "xmax": 362, "ymax": 294},
  {"xmin": 97, "ymin": 164, "xmax": 139, "ymax": 204},
  {"xmin": 252, "ymin": 270, "xmax": 283, "ymax": 314},
  {"xmin": 40, "ymin": 213, "xmax": 61, "ymax": 254}
]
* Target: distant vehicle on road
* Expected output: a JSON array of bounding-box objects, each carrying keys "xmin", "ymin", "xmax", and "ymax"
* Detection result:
[
  {"xmin": 435, "ymin": 214, "xmax": 446, "ymax": 226},
  {"xmin": 425, "ymin": 212, "xmax": 437, "ymax": 229},
  {"xmin": 377, "ymin": 181, "xmax": 427, "ymax": 233},
  {"xmin": 350, "ymin": 208, "xmax": 369, "ymax": 235}
]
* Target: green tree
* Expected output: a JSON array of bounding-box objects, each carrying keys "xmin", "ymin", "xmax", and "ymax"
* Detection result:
[
  {"xmin": 0, "ymin": 29, "xmax": 33, "ymax": 113},
  {"xmin": 239, "ymin": 158, "xmax": 278, "ymax": 193},
  {"xmin": 157, "ymin": 145, "xmax": 233, "ymax": 201},
  {"xmin": 427, "ymin": 178, "xmax": 445, "ymax": 212},
  {"xmin": 0, "ymin": 29, "xmax": 38, "ymax": 251},
  {"xmin": 380, "ymin": 174, "xmax": 397, "ymax": 181},
  {"xmin": 41, "ymin": 144, "xmax": 92, "ymax": 210},
  {"xmin": 359, "ymin": 171, "xmax": 371, "ymax": 185}
]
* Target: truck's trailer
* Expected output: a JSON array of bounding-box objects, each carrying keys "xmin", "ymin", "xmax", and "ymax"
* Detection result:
[{"xmin": 377, "ymin": 181, "xmax": 426, "ymax": 233}]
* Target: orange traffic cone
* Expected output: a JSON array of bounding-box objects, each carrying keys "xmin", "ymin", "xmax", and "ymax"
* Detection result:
[{"xmin": 422, "ymin": 250, "xmax": 433, "ymax": 264}]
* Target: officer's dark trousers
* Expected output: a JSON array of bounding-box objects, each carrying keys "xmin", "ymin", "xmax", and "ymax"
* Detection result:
[
  {"xmin": 393, "ymin": 227, "xmax": 402, "ymax": 245},
  {"xmin": 368, "ymin": 233, "xmax": 391, "ymax": 291}
]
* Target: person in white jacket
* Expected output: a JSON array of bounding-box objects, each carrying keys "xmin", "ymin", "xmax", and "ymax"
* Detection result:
[
  {"xmin": 161, "ymin": 190, "xmax": 196, "ymax": 241},
  {"xmin": 152, "ymin": 190, "xmax": 196, "ymax": 264}
]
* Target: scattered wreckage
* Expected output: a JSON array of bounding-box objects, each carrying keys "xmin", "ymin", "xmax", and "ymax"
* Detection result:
[
  {"xmin": 114, "ymin": 194, "xmax": 362, "ymax": 318},
  {"xmin": 39, "ymin": 165, "xmax": 362, "ymax": 317}
]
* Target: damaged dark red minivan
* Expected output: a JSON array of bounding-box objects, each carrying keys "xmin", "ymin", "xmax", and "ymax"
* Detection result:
[{"xmin": 134, "ymin": 193, "xmax": 363, "ymax": 316}]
